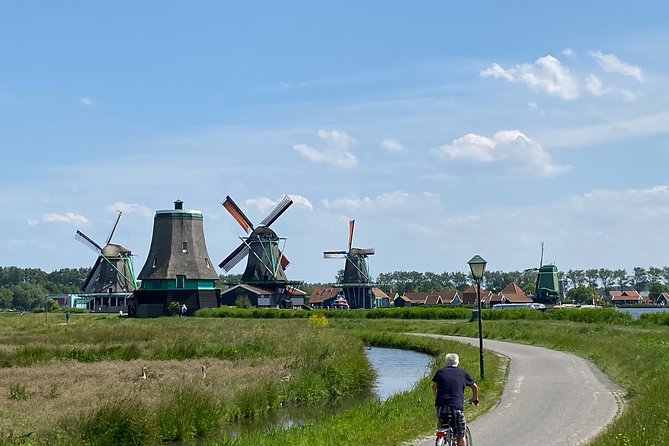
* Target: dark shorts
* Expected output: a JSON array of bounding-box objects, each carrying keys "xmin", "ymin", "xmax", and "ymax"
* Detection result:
[{"xmin": 436, "ymin": 405, "xmax": 466, "ymax": 436}]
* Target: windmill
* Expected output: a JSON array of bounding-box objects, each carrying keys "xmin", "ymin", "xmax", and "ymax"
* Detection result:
[
  {"xmin": 219, "ymin": 195, "xmax": 303, "ymax": 307},
  {"xmin": 75, "ymin": 211, "xmax": 137, "ymax": 310},
  {"xmin": 524, "ymin": 242, "xmax": 561, "ymax": 305},
  {"xmin": 324, "ymin": 220, "xmax": 376, "ymax": 309}
]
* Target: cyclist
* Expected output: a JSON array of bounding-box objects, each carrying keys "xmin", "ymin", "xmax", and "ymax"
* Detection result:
[{"xmin": 432, "ymin": 353, "xmax": 479, "ymax": 446}]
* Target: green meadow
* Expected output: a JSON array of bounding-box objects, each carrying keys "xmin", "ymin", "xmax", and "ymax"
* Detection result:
[{"xmin": 0, "ymin": 308, "xmax": 667, "ymax": 445}]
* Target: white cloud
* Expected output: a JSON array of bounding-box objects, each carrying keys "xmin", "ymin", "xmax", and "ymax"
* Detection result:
[
  {"xmin": 292, "ymin": 129, "xmax": 358, "ymax": 168},
  {"xmin": 436, "ymin": 130, "xmax": 571, "ymax": 178},
  {"xmin": 42, "ymin": 212, "xmax": 88, "ymax": 224},
  {"xmin": 481, "ymin": 55, "xmax": 580, "ymax": 100},
  {"xmin": 106, "ymin": 202, "xmax": 153, "ymax": 219},
  {"xmin": 245, "ymin": 195, "xmax": 314, "ymax": 212},
  {"xmin": 381, "ymin": 138, "xmax": 406, "ymax": 152},
  {"xmin": 567, "ymin": 185, "xmax": 669, "ymax": 219},
  {"xmin": 80, "ymin": 97, "xmax": 95, "ymax": 105},
  {"xmin": 321, "ymin": 191, "xmax": 437, "ymax": 213},
  {"xmin": 287, "ymin": 194, "xmax": 314, "ymax": 210},
  {"xmin": 589, "ymin": 51, "xmax": 644, "ymax": 81},
  {"xmin": 26, "ymin": 219, "xmax": 39, "ymax": 226},
  {"xmin": 562, "ymin": 48, "xmax": 574, "ymax": 57},
  {"xmin": 585, "ymin": 74, "xmax": 605, "ymax": 96}
]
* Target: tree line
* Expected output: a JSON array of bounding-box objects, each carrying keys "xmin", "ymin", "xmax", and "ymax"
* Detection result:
[{"xmin": 3, "ymin": 265, "xmax": 669, "ymax": 310}]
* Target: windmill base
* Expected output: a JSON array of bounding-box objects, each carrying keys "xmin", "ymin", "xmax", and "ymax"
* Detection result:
[{"xmin": 129, "ymin": 288, "xmax": 221, "ymax": 318}]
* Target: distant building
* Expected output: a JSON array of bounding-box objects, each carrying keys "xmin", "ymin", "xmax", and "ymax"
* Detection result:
[
  {"xmin": 491, "ymin": 283, "xmax": 533, "ymax": 307},
  {"xmin": 609, "ymin": 290, "xmax": 651, "ymax": 306}
]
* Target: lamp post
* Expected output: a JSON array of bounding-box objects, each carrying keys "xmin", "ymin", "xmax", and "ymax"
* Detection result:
[{"xmin": 468, "ymin": 255, "xmax": 487, "ymax": 380}]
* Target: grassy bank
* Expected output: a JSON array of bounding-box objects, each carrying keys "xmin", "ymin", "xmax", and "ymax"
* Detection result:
[
  {"xmin": 0, "ymin": 314, "xmax": 373, "ymax": 445},
  {"xmin": 210, "ymin": 331, "xmax": 506, "ymax": 446}
]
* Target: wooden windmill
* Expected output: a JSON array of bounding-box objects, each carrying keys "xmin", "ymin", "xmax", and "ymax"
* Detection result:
[
  {"xmin": 219, "ymin": 195, "xmax": 303, "ymax": 307},
  {"xmin": 75, "ymin": 211, "xmax": 137, "ymax": 310},
  {"xmin": 524, "ymin": 242, "xmax": 561, "ymax": 305},
  {"xmin": 132, "ymin": 200, "xmax": 221, "ymax": 317},
  {"xmin": 324, "ymin": 220, "xmax": 376, "ymax": 309}
]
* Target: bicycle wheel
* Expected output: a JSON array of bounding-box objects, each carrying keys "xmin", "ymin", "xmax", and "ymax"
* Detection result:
[{"xmin": 465, "ymin": 425, "xmax": 473, "ymax": 446}]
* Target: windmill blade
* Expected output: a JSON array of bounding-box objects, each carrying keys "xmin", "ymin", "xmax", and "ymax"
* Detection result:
[
  {"xmin": 105, "ymin": 210, "xmax": 122, "ymax": 245},
  {"xmin": 359, "ymin": 248, "xmax": 375, "ymax": 255},
  {"xmin": 75, "ymin": 230, "xmax": 103, "ymax": 253},
  {"xmin": 82, "ymin": 257, "xmax": 103, "ymax": 292},
  {"xmin": 348, "ymin": 220, "xmax": 355, "ymax": 251},
  {"xmin": 219, "ymin": 242, "xmax": 250, "ymax": 272},
  {"xmin": 277, "ymin": 249, "xmax": 290, "ymax": 269},
  {"xmin": 324, "ymin": 251, "xmax": 347, "ymax": 259},
  {"xmin": 222, "ymin": 196, "xmax": 254, "ymax": 234},
  {"xmin": 259, "ymin": 195, "xmax": 293, "ymax": 227}
]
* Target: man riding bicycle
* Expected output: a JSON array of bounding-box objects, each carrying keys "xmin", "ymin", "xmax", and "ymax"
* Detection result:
[{"xmin": 432, "ymin": 353, "xmax": 479, "ymax": 446}]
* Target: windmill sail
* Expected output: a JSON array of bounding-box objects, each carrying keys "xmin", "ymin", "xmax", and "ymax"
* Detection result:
[{"xmin": 75, "ymin": 213, "xmax": 137, "ymax": 293}]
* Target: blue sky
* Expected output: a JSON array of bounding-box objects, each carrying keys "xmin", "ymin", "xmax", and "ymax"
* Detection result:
[{"xmin": 2, "ymin": 1, "xmax": 668, "ymax": 283}]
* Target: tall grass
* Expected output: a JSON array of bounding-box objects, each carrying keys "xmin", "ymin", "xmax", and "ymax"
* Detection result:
[
  {"xmin": 211, "ymin": 332, "xmax": 506, "ymax": 446},
  {"xmin": 0, "ymin": 314, "xmax": 374, "ymax": 445}
]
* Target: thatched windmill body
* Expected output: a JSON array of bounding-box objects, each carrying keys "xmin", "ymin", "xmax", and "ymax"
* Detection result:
[
  {"xmin": 324, "ymin": 220, "xmax": 376, "ymax": 309},
  {"xmin": 75, "ymin": 211, "xmax": 137, "ymax": 310},
  {"xmin": 132, "ymin": 200, "xmax": 220, "ymax": 317},
  {"xmin": 219, "ymin": 195, "xmax": 303, "ymax": 307}
]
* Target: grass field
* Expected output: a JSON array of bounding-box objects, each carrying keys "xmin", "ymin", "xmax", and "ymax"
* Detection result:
[{"xmin": 4, "ymin": 308, "xmax": 666, "ymax": 445}]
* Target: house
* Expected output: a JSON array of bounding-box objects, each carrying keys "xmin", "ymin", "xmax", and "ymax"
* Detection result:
[
  {"xmin": 309, "ymin": 286, "xmax": 345, "ymax": 308},
  {"xmin": 461, "ymin": 285, "xmax": 493, "ymax": 307},
  {"xmin": 609, "ymin": 290, "xmax": 651, "ymax": 306},
  {"xmin": 657, "ymin": 292, "xmax": 669, "ymax": 306},
  {"xmin": 491, "ymin": 283, "xmax": 533, "ymax": 307},
  {"xmin": 371, "ymin": 287, "xmax": 390, "ymax": 308},
  {"xmin": 219, "ymin": 284, "xmax": 273, "ymax": 307},
  {"xmin": 400, "ymin": 291, "xmax": 461, "ymax": 306},
  {"xmin": 392, "ymin": 294, "xmax": 412, "ymax": 307}
]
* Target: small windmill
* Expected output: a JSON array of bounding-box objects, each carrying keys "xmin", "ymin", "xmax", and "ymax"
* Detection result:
[
  {"xmin": 75, "ymin": 211, "xmax": 137, "ymax": 294},
  {"xmin": 219, "ymin": 195, "xmax": 293, "ymax": 283},
  {"xmin": 323, "ymin": 220, "xmax": 376, "ymax": 308},
  {"xmin": 524, "ymin": 242, "xmax": 560, "ymax": 305}
]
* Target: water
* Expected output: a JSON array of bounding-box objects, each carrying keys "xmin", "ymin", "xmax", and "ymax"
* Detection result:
[
  {"xmin": 225, "ymin": 346, "xmax": 433, "ymax": 436},
  {"xmin": 616, "ymin": 306, "xmax": 669, "ymax": 319},
  {"xmin": 366, "ymin": 346, "xmax": 433, "ymax": 401}
]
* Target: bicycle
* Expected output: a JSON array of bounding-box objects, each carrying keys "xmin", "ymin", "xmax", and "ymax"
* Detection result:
[
  {"xmin": 435, "ymin": 424, "xmax": 472, "ymax": 446},
  {"xmin": 434, "ymin": 401, "xmax": 476, "ymax": 446}
]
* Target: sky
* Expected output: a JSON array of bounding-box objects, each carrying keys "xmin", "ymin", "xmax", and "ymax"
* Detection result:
[{"xmin": 2, "ymin": 1, "xmax": 669, "ymax": 283}]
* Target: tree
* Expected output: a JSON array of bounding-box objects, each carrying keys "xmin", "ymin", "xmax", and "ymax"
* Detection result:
[
  {"xmin": 584, "ymin": 269, "xmax": 600, "ymax": 289},
  {"xmin": 0, "ymin": 287, "xmax": 12, "ymax": 309},
  {"xmin": 632, "ymin": 267, "xmax": 648, "ymax": 291},
  {"xmin": 613, "ymin": 269, "xmax": 629, "ymax": 290},
  {"xmin": 648, "ymin": 282, "xmax": 667, "ymax": 301},
  {"xmin": 565, "ymin": 285, "xmax": 598, "ymax": 305},
  {"xmin": 566, "ymin": 269, "xmax": 585, "ymax": 290}
]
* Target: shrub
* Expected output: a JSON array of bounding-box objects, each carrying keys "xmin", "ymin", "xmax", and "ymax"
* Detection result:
[
  {"xmin": 156, "ymin": 385, "xmax": 222, "ymax": 440},
  {"xmin": 78, "ymin": 397, "xmax": 160, "ymax": 446}
]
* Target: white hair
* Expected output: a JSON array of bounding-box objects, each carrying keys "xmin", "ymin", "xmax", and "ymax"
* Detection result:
[{"xmin": 445, "ymin": 353, "xmax": 460, "ymax": 367}]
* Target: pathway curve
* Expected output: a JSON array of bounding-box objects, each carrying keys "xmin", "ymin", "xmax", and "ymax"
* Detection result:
[{"xmin": 411, "ymin": 335, "xmax": 623, "ymax": 446}]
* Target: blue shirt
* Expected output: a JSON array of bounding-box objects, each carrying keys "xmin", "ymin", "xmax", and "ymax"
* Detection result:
[{"xmin": 432, "ymin": 366, "xmax": 474, "ymax": 410}]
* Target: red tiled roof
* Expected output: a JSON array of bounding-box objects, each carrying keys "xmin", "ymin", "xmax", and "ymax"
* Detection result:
[
  {"xmin": 371, "ymin": 287, "xmax": 388, "ymax": 298},
  {"xmin": 609, "ymin": 290, "xmax": 641, "ymax": 300},
  {"xmin": 308, "ymin": 286, "xmax": 342, "ymax": 304},
  {"xmin": 497, "ymin": 282, "xmax": 533, "ymax": 303}
]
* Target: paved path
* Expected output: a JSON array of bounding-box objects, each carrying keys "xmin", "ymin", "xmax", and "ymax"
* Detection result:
[{"xmin": 412, "ymin": 335, "xmax": 622, "ymax": 446}]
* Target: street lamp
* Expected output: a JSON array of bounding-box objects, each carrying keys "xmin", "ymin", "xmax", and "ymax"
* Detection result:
[{"xmin": 468, "ymin": 255, "xmax": 487, "ymax": 380}]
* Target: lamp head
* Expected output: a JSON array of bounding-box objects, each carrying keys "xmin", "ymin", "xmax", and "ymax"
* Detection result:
[{"xmin": 468, "ymin": 255, "xmax": 487, "ymax": 280}]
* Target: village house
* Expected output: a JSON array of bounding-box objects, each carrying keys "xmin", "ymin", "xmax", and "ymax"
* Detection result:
[
  {"xmin": 657, "ymin": 292, "xmax": 669, "ymax": 306},
  {"xmin": 609, "ymin": 290, "xmax": 651, "ymax": 306},
  {"xmin": 490, "ymin": 283, "xmax": 533, "ymax": 307},
  {"xmin": 461, "ymin": 285, "xmax": 493, "ymax": 307},
  {"xmin": 397, "ymin": 290, "xmax": 462, "ymax": 306}
]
